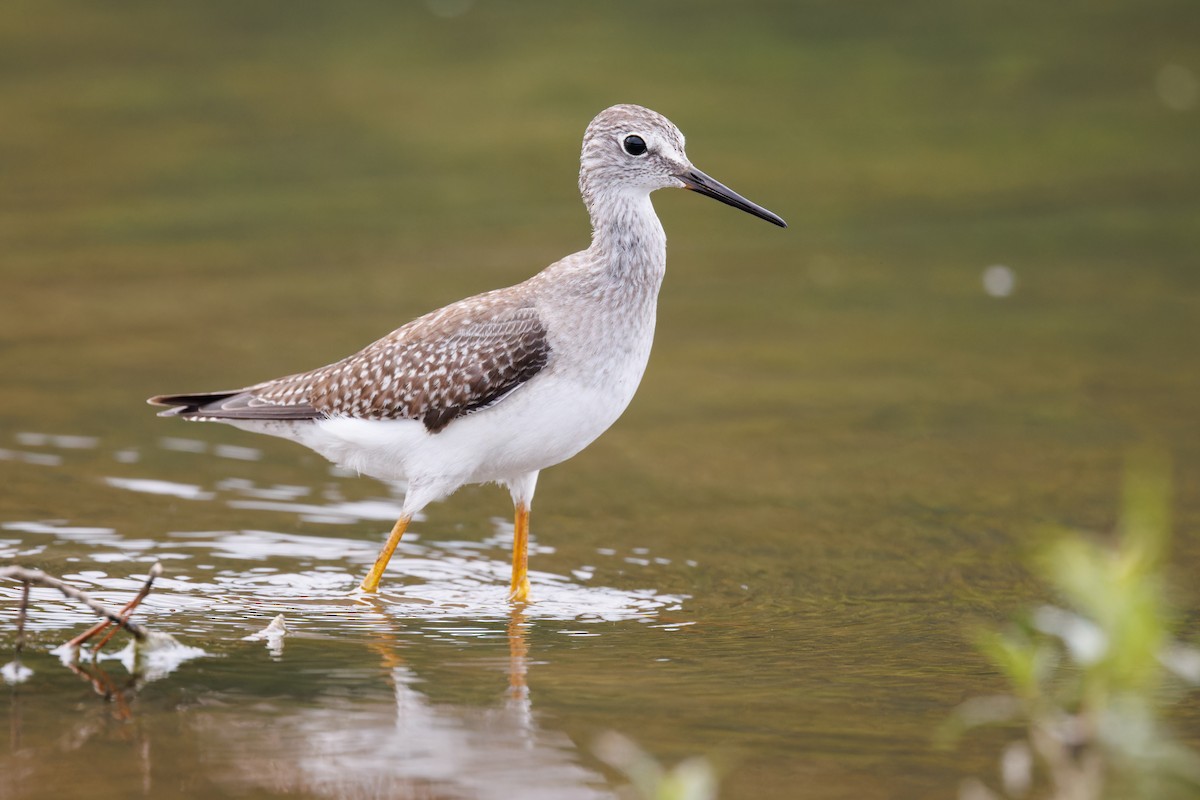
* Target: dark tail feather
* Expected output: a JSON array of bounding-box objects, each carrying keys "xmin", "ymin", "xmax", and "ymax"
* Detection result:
[
  {"xmin": 148, "ymin": 390, "xmax": 321, "ymax": 420},
  {"xmin": 147, "ymin": 391, "xmax": 243, "ymax": 418}
]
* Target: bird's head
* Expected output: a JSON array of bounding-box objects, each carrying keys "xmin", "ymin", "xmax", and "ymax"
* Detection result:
[{"xmin": 579, "ymin": 104, "xmax": 786, "ymax": 228}]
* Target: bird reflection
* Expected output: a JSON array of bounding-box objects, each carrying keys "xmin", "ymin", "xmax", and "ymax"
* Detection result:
[
  {"xmin": 271, "ymin": 604, "xmax": 605, "ymax": 800},
  {"xmin": 7, "ymin": 606, "xmax": 607, "ymax": 799},
  {"xmin": 5, "ymin": 606, "xmax": 611, "ymax": 799}
]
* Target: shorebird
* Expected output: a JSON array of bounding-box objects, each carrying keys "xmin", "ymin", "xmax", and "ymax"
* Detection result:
[{"xmin": 149, "ymin": 104, "xmax": 785, "ymax": 601}]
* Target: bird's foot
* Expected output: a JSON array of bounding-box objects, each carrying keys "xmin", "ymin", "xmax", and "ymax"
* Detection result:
[{"xmin": 507, "ymin": 577, "xmax": 531, "ymax": 604}]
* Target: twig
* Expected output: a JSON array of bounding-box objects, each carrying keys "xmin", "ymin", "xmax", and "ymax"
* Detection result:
[
  {"xmin": 0, "ymin": 564, "xmax": 162, "ymax": 643},
  {"xmin": 81, "ymin": 565, "xmax": 163, "ymax": 653}
]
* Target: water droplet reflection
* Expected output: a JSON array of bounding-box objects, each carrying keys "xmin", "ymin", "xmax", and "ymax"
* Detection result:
[{"xmin": 982, "ymin": 264, "xmax": 1016, "ymax": 298}]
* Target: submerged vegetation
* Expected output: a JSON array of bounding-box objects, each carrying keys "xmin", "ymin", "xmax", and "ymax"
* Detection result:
[{"xmin": 945, "ymin": 453, "xmax": 1200, "ymax": 799}]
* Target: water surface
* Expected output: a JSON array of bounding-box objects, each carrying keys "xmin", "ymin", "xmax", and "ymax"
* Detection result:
[{"xmin": 2, "ymin": 2, "xmax": 1199, "ymax": 799}]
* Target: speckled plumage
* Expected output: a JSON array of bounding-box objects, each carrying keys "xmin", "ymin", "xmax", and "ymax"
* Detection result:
[
  {"xmin": 149, "ymin": 104, "xmax": 785, "ymax": 598},
  {"xmin": 166, "ymin": 289, "xmax": 549, "ymax": 433}
]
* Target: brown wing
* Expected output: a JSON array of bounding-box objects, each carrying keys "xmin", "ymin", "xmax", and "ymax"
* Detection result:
[{"xmin": 150, "ymin": 289, "xmax": 552, "ymax": 434}]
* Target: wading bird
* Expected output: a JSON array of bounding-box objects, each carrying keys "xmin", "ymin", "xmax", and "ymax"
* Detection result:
[{"xmin": 150, "ymin": 104, "xmax": 785, "ymax": 601}]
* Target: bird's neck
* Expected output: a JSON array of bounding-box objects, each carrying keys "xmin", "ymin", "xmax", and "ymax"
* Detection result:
[{"xmin": 585, "ymin": 188, "xmax": 667, "ymax": 288}]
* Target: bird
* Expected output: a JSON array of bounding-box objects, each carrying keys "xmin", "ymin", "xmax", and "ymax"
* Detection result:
[{"xmin": 149, "ymin": 104, "xmax": 786, "ymax": 602}]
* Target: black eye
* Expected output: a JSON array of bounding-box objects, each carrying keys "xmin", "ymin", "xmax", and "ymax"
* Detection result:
[{"xmin": 623, "ymin": 135, "xmax": 647, "ymax": 156}]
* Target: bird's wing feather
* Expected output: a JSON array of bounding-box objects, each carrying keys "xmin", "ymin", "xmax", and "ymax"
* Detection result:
[{"xmin": 151, "ymin": 288, "xmax": 551, "ymax": 434}]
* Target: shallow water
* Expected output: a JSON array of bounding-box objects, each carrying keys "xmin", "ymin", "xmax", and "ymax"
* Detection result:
[{"xmin": 2, "ymin": 2, "xmax": 1200, "ymax": 799}]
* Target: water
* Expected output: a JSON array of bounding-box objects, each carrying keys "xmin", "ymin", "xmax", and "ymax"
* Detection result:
[{"xmin": 2, "ymin": 2, "xmax": 1199, "ymax": 798}]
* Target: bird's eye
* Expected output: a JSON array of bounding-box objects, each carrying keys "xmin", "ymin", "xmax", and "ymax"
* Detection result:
[{"xmin": 622, "ymin": 135, "xmax": 648, "ymax": 156}]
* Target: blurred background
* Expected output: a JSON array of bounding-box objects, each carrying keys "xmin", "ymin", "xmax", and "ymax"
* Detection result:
[{"xmin": 1, "ymin": 1, "xmax": 1198, "ymax": 799}]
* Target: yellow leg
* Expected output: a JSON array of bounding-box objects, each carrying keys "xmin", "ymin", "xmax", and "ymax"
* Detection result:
[
  {"xmin": 359, "ymin": 515, "xmax": 410, "ymax": 593},
  {"xmin": 508, "ymin": 503, "xmax": 531, "ymax": 603}
]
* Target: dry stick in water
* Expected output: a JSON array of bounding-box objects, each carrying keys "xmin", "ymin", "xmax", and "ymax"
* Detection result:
[
  {"xmin": 79, "ymin": 565, "xmax": 164, "ymax": 652},
  {"xmin": 0, "ymin": 564, "xmax": 163, "ymax": 644}
]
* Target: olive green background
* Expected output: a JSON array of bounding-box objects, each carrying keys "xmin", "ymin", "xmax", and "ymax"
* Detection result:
[{"xmin": 1, "ymin": 2, "xmax": 1198, "ymax": 798}]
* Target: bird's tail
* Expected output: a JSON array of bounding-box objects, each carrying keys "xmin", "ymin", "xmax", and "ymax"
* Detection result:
[
  {"xmin": 147, "ymin": 389, "xmax": 321, "ymax": 420},
  {"xmin": 147, "ymin": 391, "xmax": 243, "ymax": 418}
]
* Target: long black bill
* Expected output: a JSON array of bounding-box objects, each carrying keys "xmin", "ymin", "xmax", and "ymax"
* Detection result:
[{"xmin": 678, "ymin": 168, "xmax": 787, "ymax": 228}]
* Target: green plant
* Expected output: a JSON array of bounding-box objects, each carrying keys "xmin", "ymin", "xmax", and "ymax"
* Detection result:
[
  {"xmin": 944, "ymin": 452, "xmax": 1200, "ymax": 800},
  {"xmin": 595, "ymin": 732, "xmax": 719, "ymax": 800}
]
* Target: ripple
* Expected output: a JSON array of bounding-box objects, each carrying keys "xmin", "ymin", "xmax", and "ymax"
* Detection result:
[
  {"xmin": 2, "ymin": 430, "xmax": 692, "ymax": 640},
  {"xmin": 215, "ymin": 477, "xmax": 311, "ymax": 501},
  {"xmin": 0, "ymin": 448, "xmax": 62, "ymax": 466},
  {"xmin": 226, "ymin": 497, "xmax": 408, "ymax": 524},
  {"xmin": 105, "ymin": 476, "xmax": 216, "ymax": 500},
  {"xmin": 2, "ymin": 535, "xmax": 686, "ymax": 639},
  {"xmin": 15, "ymin": 432, "xmax": 98, "ymax": 449},
  {"xmin": 3, "ymin": 520, "xmax": 117, "ymax": 539}
]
